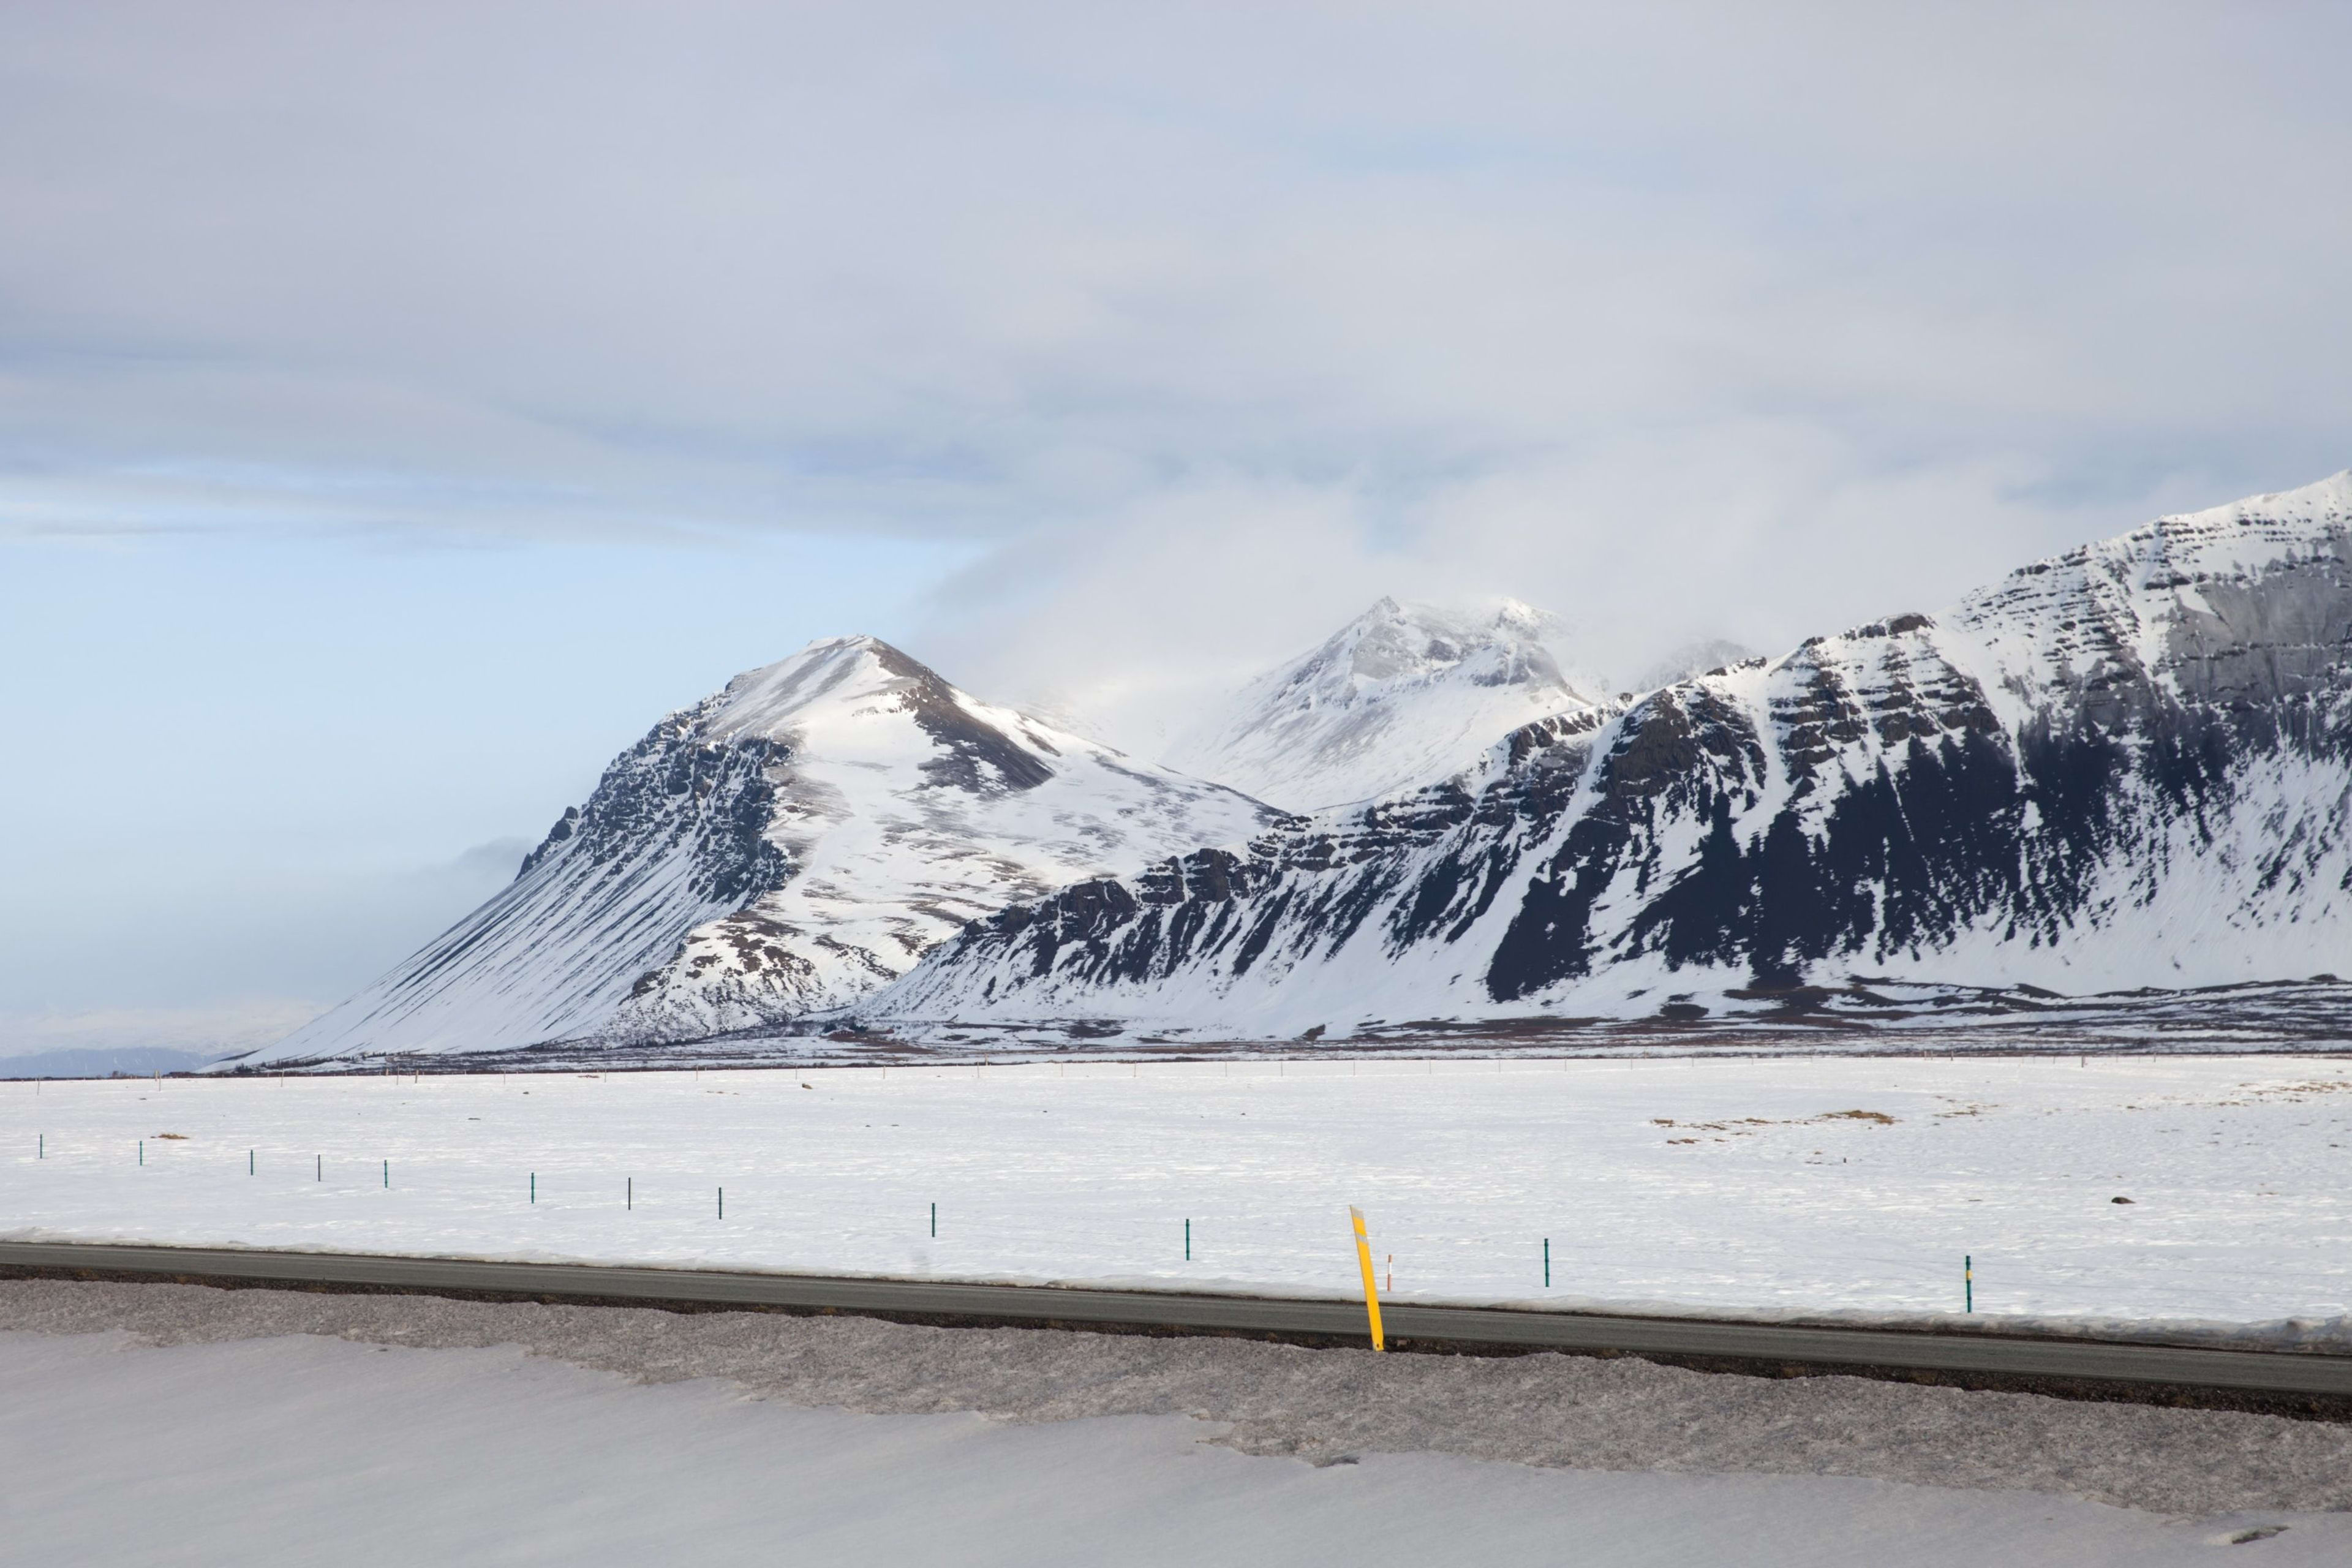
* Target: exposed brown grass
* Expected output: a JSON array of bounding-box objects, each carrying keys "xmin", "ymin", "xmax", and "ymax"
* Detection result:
[{"xmin": 1654, "ymin": 1109, "xmax": 1897, "ymax": 1137}]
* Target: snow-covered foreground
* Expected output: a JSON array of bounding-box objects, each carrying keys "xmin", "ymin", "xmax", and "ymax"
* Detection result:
[
  {"xmin": 7, "ymin": 1055, "xmax": 2351, "ymax": 1330},
  {"xmin": 6, "ymin": 1329, "xmax": 2345, "ymax": 1566}
]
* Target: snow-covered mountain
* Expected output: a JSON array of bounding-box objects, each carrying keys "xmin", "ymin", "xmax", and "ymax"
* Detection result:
[
  {"xmin": 247, "ymin": 638, "xmax": 1276, "ymax": 1064},
  {"xmin": 1164, "ymin": 598, "xmax": 1599, "ymax": 812},
  {"xmin": 867, "ymin": 472, "xmax": 2352, "ymax": 1034}
]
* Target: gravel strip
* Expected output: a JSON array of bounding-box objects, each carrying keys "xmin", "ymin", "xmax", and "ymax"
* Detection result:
[{"xmin": 5, "ymin": 1279, "xmax": 2347, "ymax": 1517}]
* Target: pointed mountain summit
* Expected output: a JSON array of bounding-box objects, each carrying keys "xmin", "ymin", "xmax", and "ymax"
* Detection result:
[
  {"xmin": 1166, "ymin": 598, "xmax": 1597, "ymax": 811},
  {"xmin": 250, "ymin": 636, "xmax": 1276, "ymax": 1064}
]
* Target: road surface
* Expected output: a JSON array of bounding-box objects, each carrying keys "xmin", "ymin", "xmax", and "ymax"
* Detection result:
[{"xmin": 6, "ymin": 1239, "xmax": 2346, "ymax": 1408}]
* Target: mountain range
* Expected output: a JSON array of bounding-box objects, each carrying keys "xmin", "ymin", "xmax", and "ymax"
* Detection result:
[{"xmin": 239, "ymin": 472, "xmax": 2352, "ymax": 1065}]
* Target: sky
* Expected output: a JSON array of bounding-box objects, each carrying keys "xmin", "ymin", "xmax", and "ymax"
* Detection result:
[{"xmin": 3, "ymin": 1, "xmax": 2348, "ymax": 1052}]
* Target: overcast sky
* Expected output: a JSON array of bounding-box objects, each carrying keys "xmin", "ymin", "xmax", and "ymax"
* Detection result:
[{"xmin": 4, "ymin": 1, "xmax": 2348, "ymax": 1047}]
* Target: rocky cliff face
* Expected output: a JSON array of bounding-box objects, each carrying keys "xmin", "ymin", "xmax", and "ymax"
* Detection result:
[
  {"xmin": 869, "ymin": 473, "xmax": 2352, "ymax": 1034},
  {"xmin": 249, "ymin": 637, "xmax": 1276, "ymax": 1063}
]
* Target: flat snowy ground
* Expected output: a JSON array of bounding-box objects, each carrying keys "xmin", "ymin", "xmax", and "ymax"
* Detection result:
[
  {"xmin": 6, "ymin": 1055, "xmax": 2351, "ymax": 1332},
  {"xmin": 6, "ymin": 1283, "xmax": 2350, "ymax": 1565}
]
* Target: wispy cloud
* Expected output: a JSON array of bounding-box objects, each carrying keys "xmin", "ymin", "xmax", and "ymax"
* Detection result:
[
  {"xmin": 0, "ymin": 998, "xmax": 321, "ymax": 1058},
  {"xmin": 3, "ymin": 6, "xmax": 2340, "ymax": 580}
]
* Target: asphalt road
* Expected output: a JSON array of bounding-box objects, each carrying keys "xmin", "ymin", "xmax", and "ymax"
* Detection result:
[{"xmin": 6, "ymin": 1238, "xmax": 2348, "ymax": 1403}]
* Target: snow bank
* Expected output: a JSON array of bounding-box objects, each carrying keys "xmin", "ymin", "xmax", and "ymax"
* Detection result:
[{"xmin": 8, "ymin": 1286, "xmax": 2352, "ymax": 1556}]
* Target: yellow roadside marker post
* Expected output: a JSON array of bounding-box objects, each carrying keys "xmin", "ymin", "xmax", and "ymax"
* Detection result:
[{"xmin": 1349, "ymin": 1205, "xmax": 1385, "ymax": 1352}]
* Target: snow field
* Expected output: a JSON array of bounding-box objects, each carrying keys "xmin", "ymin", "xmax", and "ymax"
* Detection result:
[
  {"xmin": 6, "ymin": 1055, "xmax": 2352, "ymax": 1329},
  {"xmin": 9, "ymin": 1327, "xmax": 2349, "ymax": 1567}
]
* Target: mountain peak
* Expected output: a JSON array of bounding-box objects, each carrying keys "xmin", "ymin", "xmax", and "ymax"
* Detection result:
[
  {"xmin": 1298, "ymin": 598, "xmax": 1572, "ymax": 690},
  {"xmin": 703, "ymin": 634, "xmax": 939, "ymax": 739},
  {"xmin": 1167, "ymin": 598, "xmax": 1594, "ymax": 811},
  {"xmin": 246, "ymin": 631, "xmax": 1276, "ymax": 1065}
]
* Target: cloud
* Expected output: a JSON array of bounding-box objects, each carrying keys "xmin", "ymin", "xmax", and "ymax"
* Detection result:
[
  {"xmin": 0, "ymin": 836, "xmax": 552, "ymax": 1018},
  {"xmin": 0, "ymin": 998, "xmax": 321, "ymax": 1059},
  {"xmin": 451, "ymin": 837, "xmax": 535, "ymax": 884},
  {"xmin": 4, "ymin": 5, "xmax": 2348, "ymax": 735}
]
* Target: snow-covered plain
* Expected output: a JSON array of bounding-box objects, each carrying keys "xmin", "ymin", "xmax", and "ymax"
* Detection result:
[
  {"xmin": 7, "ymin": 1055, "xmax": 2352, "ymax": 1333},
  {"xmin": 15, "ymin": 1330, "xmax": 2345, "ymax": 1567}
]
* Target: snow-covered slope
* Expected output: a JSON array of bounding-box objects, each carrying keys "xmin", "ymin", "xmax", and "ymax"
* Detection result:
[
  {"xmin": 249, "ymin": 638, "xmax": 1276, "ymax": 1063},
  {"xmin": 869, "ymin": 472, "xmax": 2352, "ymax": 1033},
  {"xmin": 1164, "ymin": 598, "xmax": 1597, "ymax": 812}
]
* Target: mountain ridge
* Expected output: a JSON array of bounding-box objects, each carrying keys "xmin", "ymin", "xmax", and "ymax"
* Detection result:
[{"xmin": 864, "ymin": 471, "xmax": 2352, "ymax": 1035}]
